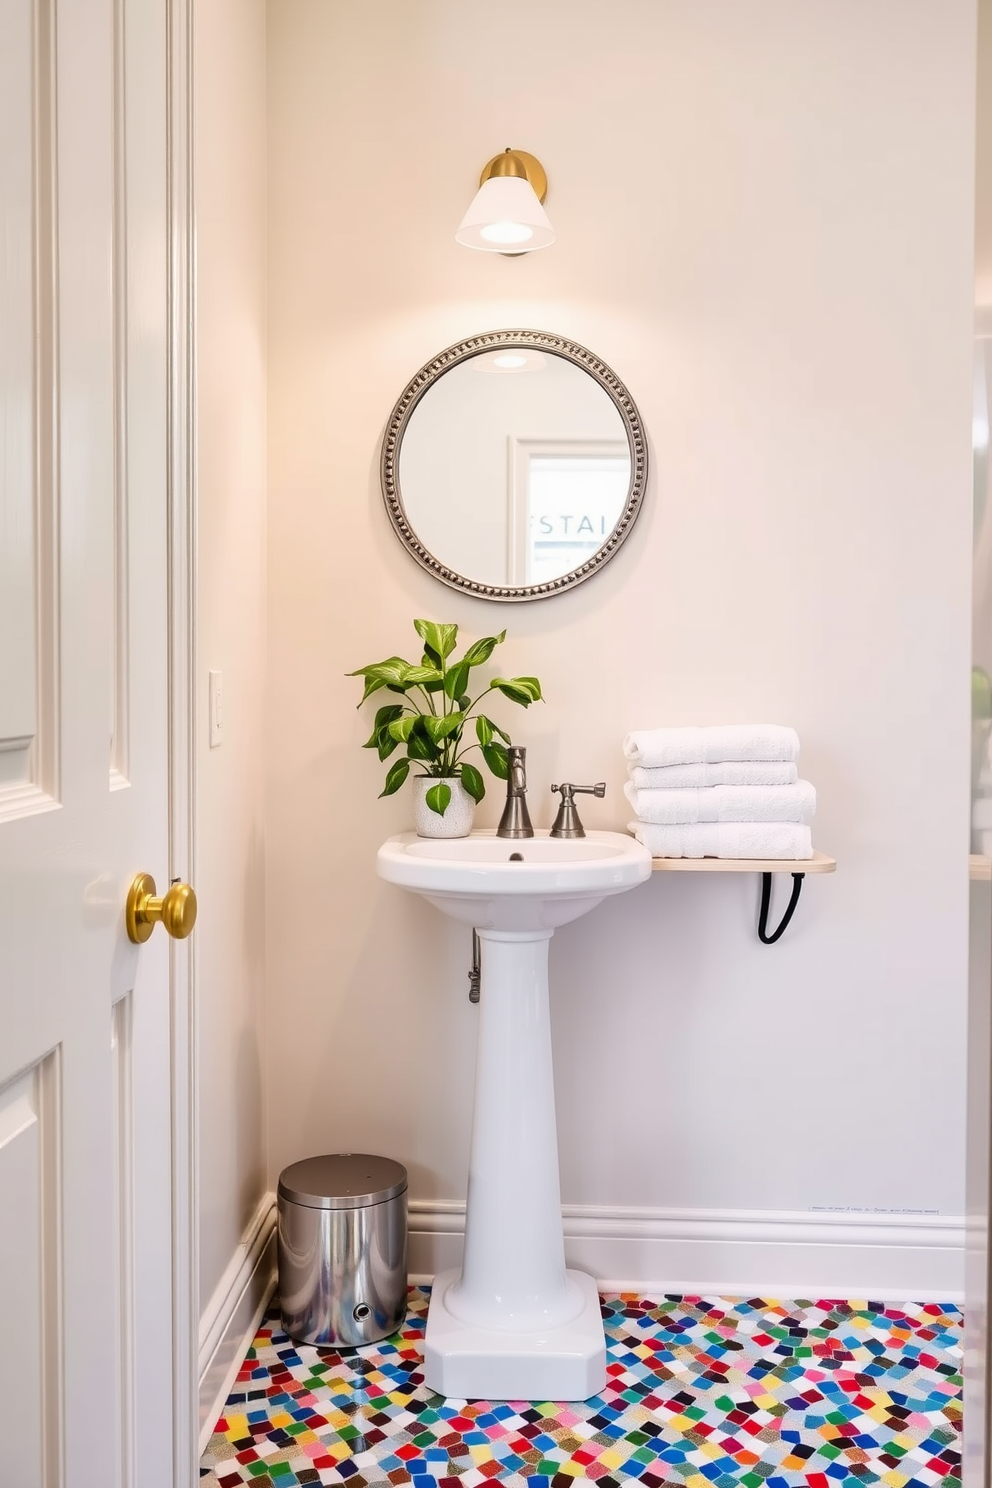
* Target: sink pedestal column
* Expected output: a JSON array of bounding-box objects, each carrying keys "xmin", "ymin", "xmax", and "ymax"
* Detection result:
[{"xmin": 424, "ymin": 928, "xmax": 606, "ymax": 1401}]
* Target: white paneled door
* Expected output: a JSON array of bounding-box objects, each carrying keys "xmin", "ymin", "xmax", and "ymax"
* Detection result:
[{"xmin": 0, "ymin": 0, "xmax": 189, "ymax": 1485}]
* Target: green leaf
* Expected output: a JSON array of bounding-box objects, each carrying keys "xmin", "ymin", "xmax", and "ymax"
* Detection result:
[
  {"xmin": 407, "ymin": 720, "xmax": 441, "ymax": 762},
  {"xmin": 357, "ymin": 675, "xmax": 387, "ymax": 704},
  {"xmin": 414, "ymin": 620, "xmax": 458, "ymax": 661},
  {"xmin": 491, "ymin": 679, "xmax": 532, "ymax": 707},
  {"xmin": 425, "ymin": 782, "xmax": 451, "ymax": 817},
  {"xmin": 377, "ymin": 730, "xmax": 400, "ymax": 762},
  {"xmin": 482, "ymin": 742, "xmax": 509, "ymax": 779},
  {"xmin": 462, "ymin": 630, "xmax": 506, "ymax": 667},
  {"xmin": 363, "ymin": 703, "xmax": 404, "ymax": 748},
  {"xmin": 457, "ymin": 695, "xmax": 471, "ymax": 710},
  {"xmin": 444, "ymin": 661, "xmax": 470, "ymax": 701},
  {"xmin": 424, "ymin": 711, "xmax": 464, "ymax": 743},
  {"xmin": 420, "ymin": 655, "xmax": 446, "ymax": 690},
  {"xmin": 387, "ymin": 715, "xmax": 417, "ymax": 742},
  {"xmin": 459, "ymin": 762, "xmax": 485, "ymax": 803},
  {"xmin": 475, "ymin": 716, "xmax": 494, "ymax": 748},
  {"xmin": 379, "ymin": 758, "xmax": 410, "ymax": 797},
  {"xmin": 348, "ymin": 656, "xmax": 418, "ymax": 703},
  {"xmin": 403, "ymin": 665, "xmax": 444, "ymax": 685},
  {"xmin": 491, "ymin": 675, "xmax": 543, "ymax": 706},
  {"xmin": 348, "ymin": 656, "xmax": 414, "ymax": 686}
]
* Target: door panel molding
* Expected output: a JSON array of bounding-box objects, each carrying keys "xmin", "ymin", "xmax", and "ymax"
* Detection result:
[
  {"xmin": 0, "ymin": 1050, "xmax": 64, "ymax": 1487},
  {"xmin": 112, "ymin": 995, "xmax": 135, "ymax": 1488},
  {"xmin": 0, "ymin": 0, "xmax": 60, "ymax": 823},
  {"xmin": 110, "ymin": 0, "xmax": 131, "ymax": 792}
]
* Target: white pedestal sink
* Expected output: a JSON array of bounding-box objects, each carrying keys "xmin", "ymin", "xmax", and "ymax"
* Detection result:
[{"xmin": 377, "ymin": 829, "xmax": 652, "ymax": 1401}]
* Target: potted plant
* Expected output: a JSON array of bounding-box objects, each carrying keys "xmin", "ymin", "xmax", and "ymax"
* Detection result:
[{"xmin": 348, "ymin": 620, "xmax": 543, "ymax": 837}]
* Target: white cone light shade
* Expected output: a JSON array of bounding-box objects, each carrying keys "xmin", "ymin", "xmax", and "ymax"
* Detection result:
[{"xmin": 456, "ymin": 175, "xmax": 556, "ymax": 253}]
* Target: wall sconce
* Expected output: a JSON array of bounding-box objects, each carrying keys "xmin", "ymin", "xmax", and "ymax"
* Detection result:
[{"xmin": 455, "ymin": 149, "xmax": 555, "ymax": 255}]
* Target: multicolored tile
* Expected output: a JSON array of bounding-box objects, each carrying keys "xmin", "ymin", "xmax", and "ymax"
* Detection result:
[{"xmin": 199, "ymin": 1291, "xmax": 962, "ymax": 1487}]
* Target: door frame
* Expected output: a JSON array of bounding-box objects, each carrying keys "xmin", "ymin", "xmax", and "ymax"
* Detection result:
[{"xmin": 165, "ymin": 0, "xmax": 198, "ymax": 1474}]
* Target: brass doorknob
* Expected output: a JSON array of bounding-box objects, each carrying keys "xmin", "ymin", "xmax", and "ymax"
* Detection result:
[{"xmin": 126, "ymin": 872, "xmax": 198, "ymax": 944}]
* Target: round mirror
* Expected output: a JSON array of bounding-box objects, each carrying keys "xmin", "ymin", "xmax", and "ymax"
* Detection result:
[{"xmin": 381, "ymin": 331, "xmax": 647, "ymax": 601}]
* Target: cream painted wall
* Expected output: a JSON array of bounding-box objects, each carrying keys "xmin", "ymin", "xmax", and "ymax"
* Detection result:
[
  {"xmin": 265, "ymin": 2, "xmax": 975, "ymax": 1234},
  {"xmin": 978, "ymin": 0, "xmax": 992, "ymax": 303},
  {"xmin": 195, "ymin": 0, "xmax": 268, "ymax": 1307}
]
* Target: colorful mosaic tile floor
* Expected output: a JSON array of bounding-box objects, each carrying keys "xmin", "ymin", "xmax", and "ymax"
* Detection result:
[{"xmin": 199, "ymin": 1290, "xmax": 962, "ymax": 1488}]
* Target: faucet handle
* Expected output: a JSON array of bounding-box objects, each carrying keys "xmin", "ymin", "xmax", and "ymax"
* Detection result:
[{"xmin": 549, "ymin": 782, "xmax": 606, "ymax": 838}]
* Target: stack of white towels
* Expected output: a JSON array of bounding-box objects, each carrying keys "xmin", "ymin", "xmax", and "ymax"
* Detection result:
[{"xmin": 623, "ymin": 724, "xmax": 815, "ymax": 860}]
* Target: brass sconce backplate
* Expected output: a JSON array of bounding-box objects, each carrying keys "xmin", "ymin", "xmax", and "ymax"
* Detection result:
[{"xmin": 479, "ymin": 149, "xmax": 549, "ymax": 204}]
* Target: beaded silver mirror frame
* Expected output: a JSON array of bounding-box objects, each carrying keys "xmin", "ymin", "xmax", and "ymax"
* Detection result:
[{"xmin": 380, "ymin": 330, "xmax": 648, "ymax": 602}]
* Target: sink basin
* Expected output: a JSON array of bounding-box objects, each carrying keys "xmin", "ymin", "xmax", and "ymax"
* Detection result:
[
  {"xmin": 377, "ymin": 828, "xmax": 651, "ymax": 1402},
  {"xmin": 377, "ymin": 828, "xmax": 651, "ymax": 931}
]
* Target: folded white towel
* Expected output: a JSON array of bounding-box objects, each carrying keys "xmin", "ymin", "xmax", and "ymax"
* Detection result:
[
  {"xmin": 629, "ymin": 760, "xmax": 799, "ymax": 789},
  {"xmin": 624, "ymin": 780, "xmax": 816, "ymax": 825},
  {"xmin": 629, "ymin": 820, "xmax": 813, "ymax": 860},
  {"xmin": 623, "ymin": 724, "xmax": 800, "ymax": 769}
]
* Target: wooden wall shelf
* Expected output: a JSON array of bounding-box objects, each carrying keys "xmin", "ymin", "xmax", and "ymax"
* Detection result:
[{"xmin": 651, "ymin": 849, "xmax": 836, "ymax": 875}]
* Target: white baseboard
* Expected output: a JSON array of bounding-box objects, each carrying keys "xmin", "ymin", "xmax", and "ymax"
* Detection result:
[
  {"xmin": 409, "ymin": 1200, "xmax": 965, "ymax": 1303},
  {"xmin": 198, "ymin": 1192, "xmax": 278, "ymax": 1455}
]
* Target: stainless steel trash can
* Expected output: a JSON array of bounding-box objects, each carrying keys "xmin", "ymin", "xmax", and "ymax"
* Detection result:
[{"xmin": 277, "ymin": 1153, "xmax": 408, "ymax": 1347}]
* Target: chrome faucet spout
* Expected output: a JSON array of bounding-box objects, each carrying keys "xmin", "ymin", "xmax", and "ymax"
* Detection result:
[{"xmin": 497, "ymin": 746, "xmax": 534, "ymax": 838}]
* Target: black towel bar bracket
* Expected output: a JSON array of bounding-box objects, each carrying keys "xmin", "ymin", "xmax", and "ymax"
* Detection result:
[
  {"xmin": 648, "ymin": 851, "xmax": 833, "ymax": 943},
  {"xmin": 757, "ymin": 871, "xmax": 805, "ymax": 944}
]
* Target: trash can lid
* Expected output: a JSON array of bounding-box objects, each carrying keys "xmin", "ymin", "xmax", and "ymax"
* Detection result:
[{"xmin": 277, "ymin": 1153, "xmax": 408, "ymax": 1210}]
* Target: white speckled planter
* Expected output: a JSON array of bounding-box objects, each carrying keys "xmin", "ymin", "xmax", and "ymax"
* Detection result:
[{"xmin": 413, "ymin": 776, "xmax": 476, "ymax": 838}]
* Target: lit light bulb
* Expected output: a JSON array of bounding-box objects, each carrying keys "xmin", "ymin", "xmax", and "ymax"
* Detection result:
[
  {"xmin": 493, "ymin": 354, "xmax": 527, "ymax": 370},
  {"xmin": 480, "ymin": 222, "xmax": 534, "ymax": 246}
]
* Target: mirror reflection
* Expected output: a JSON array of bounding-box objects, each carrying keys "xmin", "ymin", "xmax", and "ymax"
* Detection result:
[{"xmin": 382, "ymin": 334, "xmax": 647, "ymax": 600}]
